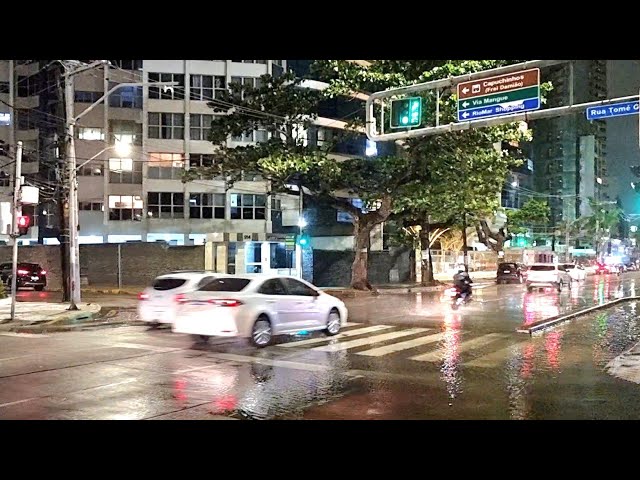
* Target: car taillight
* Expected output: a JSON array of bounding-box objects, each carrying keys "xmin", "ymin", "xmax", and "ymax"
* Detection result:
[
  {"xmin": 40, "ymin": 270, "xmax": 46, "ymax": 275},
  {"xmin": 208, "ymin": 299, "xmax": 243, "ymax": 307},
  {"xmin": 138, "ymin": 292, "xmax": 150, "ymax": 301},
  {"xmin": 175, "ymin": 293, "xmax": 188, "ymax": 304},
  {"xmin": 17, "ymin": 269, "xmax": 28, "ymax": 275}
]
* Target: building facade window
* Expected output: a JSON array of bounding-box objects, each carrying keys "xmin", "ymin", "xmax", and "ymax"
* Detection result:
[
  {"xmin": 147, "ymin": 153, "xmax": 184, "ymax": 180},
  {"xmin": 77, "ymin": 127, "xmax": 105, "ymax": 141},
  {"xmin": 108, "ymin": 84, "xmax": 142, "ymax": 108},
  {"xmin": 110, "ymin": 60, "xmax": 143, "ymax": 70},
  {"xmin": 147, "ymin": 192, "xmax": 184, "ymax": 219},
  {"xmin": 272, "ymin": 60, "xmax": 284, "ymax": 78},
  {"xmin": 109, "ymin": 157, "xmax": 142, "ymax": 184},
  {"xmin": 189, "ymin": 114, "xmax": 214, "ymax": 140},
  {"xmin": 0, "ymin": 81, "xmax": 10, "ymax": 94},
  {"xmin": 189, "ymin": 193, "xmax": 225, "ymax": 219},
  {"xmin": 109, "ymin": 120, "xmax": 142, "ymax": 145},
  {"xmin": 78, "ymin": 161, "xmax": 103, "ymax": 176},
  {"xmin": 16, "ymin": 110, "xmax": 39, "ymax": 130},
  {"xmin": 79, "ymin": 202, "xmax": 104, "ymax": 211},
  {"xmin": 148, "ymin": 113, "xmax": 184, "ymax": 140},
  {"xmin": 75, "ymin": 91, "xmax": 102, "ymax": 103},
  {"xmin": 230, "ymin": 76, "xmax": 263, "ymax": 99},
  {"xmin": 108, "ymin": 195, "xmax": 143, "ymax": 221},
  {"xmin": 231, "ymin": 129, "xmax": 268, "ymax": 143},
  {"xmin": 148, "ymin": 73, "xmax": 185, "ymax": 100},
  {"xmin": 230, "ymin": 193, "xmax": 266, "ymax": 220},
  {"xmin": 17, "ymin": 76, "xmax": 39, "ymax": 97},
  {"xmin": 0, "ymin": 171, "xmax": 10, "ymax": 187},
  {"xmin": 190, "ymin": 75, "xmax": 226, "ymax": 101}
]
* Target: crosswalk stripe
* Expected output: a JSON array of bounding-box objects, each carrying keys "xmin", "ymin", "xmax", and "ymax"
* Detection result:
[
  {"xmin": 465, "ymin": 342, "xmax": 525, "ymax": 368},
  {"xmin": 357, "ymin": 331, "xmax": 447, "ymax": 357},
  {"xmin": 278, "ymin": 325, "xmax": 393, "ymax": 348},
  {"xmin": 0, "ymin": 332, "xmax": 50, "ymax": 338},
  {"xmin": 344, "ymin": 322, "xmax": 362, "ymax": 326},
  {"xmin": 312, "ymin": 327, "xmax": 430, "ymax": 352},
  {"xmin": 410, "ymin": 333, "xmax": 507, "ymax": 362}
]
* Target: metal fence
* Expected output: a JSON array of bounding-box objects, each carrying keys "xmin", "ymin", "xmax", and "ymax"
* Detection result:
[{"xmin": 430, "ymin": 250, "xmax": 522, "ymax": 274}]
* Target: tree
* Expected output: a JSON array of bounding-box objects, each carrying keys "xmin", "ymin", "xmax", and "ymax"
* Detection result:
[
  {"xmin": 437, "ymin": 229, "xmax": 464, "ymax": 251},
  {"xmin": 578, "ymin": 197, "xmax": 622, "ymax": 255},
  {"xmin": 187, "ymin": 71, "xmax": 416, "ymax": 290},
  {"xmin": 505, "ymin": 199, "xmax": 550, "ymax": 234}
]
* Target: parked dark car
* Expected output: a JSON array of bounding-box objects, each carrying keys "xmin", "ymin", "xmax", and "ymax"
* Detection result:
[
  {"xmin": 496, "ymin": 262, "xmax": 523, "ymax": 284},
  {"xmin": 0, "ymin": 262, "xmax": 47, "ymax": 291}
]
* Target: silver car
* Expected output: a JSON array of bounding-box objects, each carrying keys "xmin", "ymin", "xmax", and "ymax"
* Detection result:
[{"xmin": 525, "ymin": 263, "xmax": 573, "ymax": 292}]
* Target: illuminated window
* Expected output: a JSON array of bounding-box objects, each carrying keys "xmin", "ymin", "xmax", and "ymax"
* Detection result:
[
  {"xmin": 230, "ymin": 194, "xmax": 266, "ymax": 220},
  {"xmin": 108, "ymin": 195, "xmax": 143, "ymax": 221},
  {"xmin": 147, "ymin": 153, "xmax": 184, "ymax": 180},
  {"xmin": 109, "ymin": 120, "xmax": 142, "ymax": 145},
  {"xmin": 78, "ymin": 127, "xmax": 105, "ymax": 141},
  {"xmin": 108, "ymin": 84, "xmax": 142, "ymax": 108},
  {"xmin": 147, "ymin": 192, "xmax": 184, "ymax": 219},
  {"xmin": 109, "ymin": 158, "xmax": 141, "ymax": 184}
]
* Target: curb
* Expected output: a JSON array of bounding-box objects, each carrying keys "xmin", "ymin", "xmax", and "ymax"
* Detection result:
[
  {"xmin": 517, "ymin": 295, "xmax": 640, "ymax": 334},
  {"xmin": 11, "ymin": 319, "xmax": 145, "ymax": 334},
  {"xmin": 82, "ymin": 288, "xmax": 140, "ymax": 295}
]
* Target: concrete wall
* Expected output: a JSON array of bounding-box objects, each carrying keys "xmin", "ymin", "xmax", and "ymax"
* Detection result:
[
  {"xmin": 0, "ymin": 242, "xmax": 205, "ymax": 290},
  {"xmin": 313, "ymin": 247, "xmax": 411, "ymax": 287}
]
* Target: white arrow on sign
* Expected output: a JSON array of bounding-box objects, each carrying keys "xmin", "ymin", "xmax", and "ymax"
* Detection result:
[
  {"xmin": 462, "ymin": 112, "xmax": 469, "ymax": 118},
  {"xmin": 462, "ymin": 87, "xmax": 470, "ymax": 94},
  {"xmin": 462, "ymin": 101, "xmax": 470, "ymax": 108}
]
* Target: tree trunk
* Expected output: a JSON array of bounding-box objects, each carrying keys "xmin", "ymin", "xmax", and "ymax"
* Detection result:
[
  {"xmin": 420, "ymin": 222, "xmax": 435, "ymax": 286},
  {"xmin": 462, "ymin": 213, "xmax": 469, "ymax": 272},
  {"xmin": 351, "ymin": 219, "xmax": 373, "ymax": 290}
]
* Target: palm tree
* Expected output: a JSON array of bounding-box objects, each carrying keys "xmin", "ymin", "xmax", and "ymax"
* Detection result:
[{"xmin": 578, "ymin": 197, "xmax": 622, "ymax": 257}]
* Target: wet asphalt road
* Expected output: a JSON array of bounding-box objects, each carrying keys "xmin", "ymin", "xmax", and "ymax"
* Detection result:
[{"xmin": 2, "ymin": 273, "xmax": 640, "ymax": 420}]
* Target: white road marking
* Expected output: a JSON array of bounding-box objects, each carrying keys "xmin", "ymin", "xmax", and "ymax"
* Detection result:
[
  {"xmin": 277, "ymin": 325, "xmax": 393, "ymax": 348},
  {"xmin": 0, "ymin": 397, "xmax": 39, "ymax": 409},
  {"xmin": 111, "ymin": 342, "xmax": 181, "ymax": 353},
  {"xmin": 410, "ymin": 333, "xmax": 508, "ymax": 362},
  {"xmin": 207, "ymin": 352, "xmax": 330, "ymax": 372},
  {"xmin": 465, "ymin": 342, "xmax": 525, "ymax": 368},
  {"xmin": 0, "ymin": 332, "xmax": 50, "ymax": 338},
  {"xmin": 357, "ymin": 331, "xmax": 446, "ymax": 357},
  {"xmin": 313, "ymin": 328, "xmax": 430, "ymax": 352},
  {"xmin": 344, "ymin": 322, "xmax": 362, "ymax": 326}
]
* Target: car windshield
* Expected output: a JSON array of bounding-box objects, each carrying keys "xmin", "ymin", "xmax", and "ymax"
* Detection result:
[
  {"xmin": 563, "ymin": 264, "xmax": 575, "ymax": 270},
  {"xmin": 530, "ymin": 265, "xmax": 555, "ymax": 271},
  {"xmin": 498, "ymin": 263, "xmax": 517, "ymax": 269},
  {"xmin": 199, "ymin": 277, "xmax": 251, "ymax": 292},
  {"xmin": 153, "ymin": 277, "xmax": 188, "ymax": 290}
]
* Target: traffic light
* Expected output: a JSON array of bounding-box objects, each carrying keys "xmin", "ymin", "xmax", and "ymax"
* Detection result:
[
  {"xmin": 390, "ymin": 97, "xmax": 422, "ymax": 129},
  {"xmin": 17, "ymin": 216, "xmax": 31, "ymax": 236},
  {"xmin": 297, "ymin": 233, "xmax": 309, "ymax": 247}
]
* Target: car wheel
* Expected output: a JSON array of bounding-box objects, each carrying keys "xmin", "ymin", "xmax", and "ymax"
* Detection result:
[
  {"xmin": 191, "ymin": 334, "xmax": 209, "ymax": 343},
  {"xmin": 251, "ymin": 315, "xmax": 273, "ymax": 348},
  {"xmin": 148, "ymin": 322, "xmax": 161, "ymax": 330},
  {"xmin": 34, "ymin": 285, "xmax": 44, "ymax": 292},
  {"xmin": 325, "ymin": 308, "xmax": 341, "ymax": 336}
]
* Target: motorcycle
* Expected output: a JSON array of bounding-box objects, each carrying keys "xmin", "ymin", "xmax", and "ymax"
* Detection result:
[{"xmin": 445, "ymin": 286, "xmax": 472, "ymax": 310}]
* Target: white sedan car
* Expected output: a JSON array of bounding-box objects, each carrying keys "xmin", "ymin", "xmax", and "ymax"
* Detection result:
[
  {"xmin": 172, "ymin": 274, "xmax": 348, "ymax": 347},
  {"xmin": 560, "ymin": 263, "xmax": 587, "ymax": 282}
]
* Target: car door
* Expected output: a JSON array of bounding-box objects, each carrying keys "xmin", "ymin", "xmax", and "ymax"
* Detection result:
[
  {"xmin": 281, "ymin": 277, "xmax": 323, "ymax": 329},
  {"xmin": 256, "ymin": 278, "xmax": 303, "ymax": 332}
]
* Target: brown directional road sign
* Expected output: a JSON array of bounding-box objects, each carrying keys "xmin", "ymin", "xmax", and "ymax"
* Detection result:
[{"xmin": 457, "ymin": 68, "xmax": 540, "ymax": 99}]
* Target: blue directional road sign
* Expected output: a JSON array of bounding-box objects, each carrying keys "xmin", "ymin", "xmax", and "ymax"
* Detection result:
[
  {"xmin": 586, "ymin": 101, "xmax": 639, "ymax": 120},
  {"xmin": 457, "ymin": 98, "xmax": 540, "ymax": 122}
]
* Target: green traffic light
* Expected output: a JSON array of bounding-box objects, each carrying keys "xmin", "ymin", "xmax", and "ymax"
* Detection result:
[{"xmin": 390, "ymin": 97, "xmax": 422, "ymax": 129}]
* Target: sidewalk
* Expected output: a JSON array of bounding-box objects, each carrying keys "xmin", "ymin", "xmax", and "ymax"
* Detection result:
[{"xmin": 0, "ymin": 297, "xmax": 102, "ymax": 332}]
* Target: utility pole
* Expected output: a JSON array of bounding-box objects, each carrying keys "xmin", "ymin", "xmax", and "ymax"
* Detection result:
[
  {"xmin": 64, "ymin": 73, "xmax": 81, "ymax": 310},
  {"xmin": 10, "ymin": 141, "xmax": 23, "ymax": 322}
]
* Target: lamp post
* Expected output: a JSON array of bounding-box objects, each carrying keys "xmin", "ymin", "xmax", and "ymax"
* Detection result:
[{"xmin": 60, "ymin": 59, "xmax": 176, "ymax": 309}]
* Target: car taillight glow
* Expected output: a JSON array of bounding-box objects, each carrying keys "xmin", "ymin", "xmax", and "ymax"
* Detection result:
[
  {"xmin": 175, "ymin": 293, "xmax": 188, "ymax": 303},
  {"xmin": 17, "ymin": 269, "xmax": 28, "ymax": 275},
  {"xmin": 138, "ymin": 292, "xmax": 149, "ymax": 300},
  {"xmin": 40, "ymin": 270, "xmax": 46, "ymax": 275},
  {"xmin": 208, "ymin": 299, "xmax": 243, "ymax": 307}
]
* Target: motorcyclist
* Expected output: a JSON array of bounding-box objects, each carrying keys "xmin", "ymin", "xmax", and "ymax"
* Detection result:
[{"xmin": 453, "ymin": 268, "xmax": 473, "ymax": 300}]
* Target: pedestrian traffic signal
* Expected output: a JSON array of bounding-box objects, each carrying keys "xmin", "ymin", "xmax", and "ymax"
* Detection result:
[
  {"xmin": 297, "ymin": 233, "xmax": 309, "ymax": 247},
  {"xmin": 17, "ymin": 216, "xmax": 30, "ymax": 236},
  {"xmin": 390, "ymin": 97, "xmax": 422, "ymax": 129}
]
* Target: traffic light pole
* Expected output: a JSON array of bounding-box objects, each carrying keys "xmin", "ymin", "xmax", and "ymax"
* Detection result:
[{"xmin": 9, "ymin": 141, "xmax": 23, "ymax": 322}]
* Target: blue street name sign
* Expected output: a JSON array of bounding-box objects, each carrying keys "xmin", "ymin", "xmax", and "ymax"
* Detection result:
[{"xmin": 586, "ymin": 101, "xmax": 639, "ymax": 120}]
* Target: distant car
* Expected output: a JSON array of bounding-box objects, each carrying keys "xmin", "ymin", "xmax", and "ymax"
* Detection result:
[
  {"xmin": 496, "ymin": 262, "xmax": 523, "ymax": 284},
  {"xmin": 138, "ymin": 271, "xmax": 220, "ymax": 327},
  {"xmin": 172, "ymin": 274, "xmax": 348, "ymax": 347},
  {"xmin": 559, "ymin": 263, "xmax": 586, "ymax": 282},
  {"xmin": 0, "ymin": 262, "xmax": 47, "ymax": 291},
  {"xmin": 525, "ymin": 263, "xmax": 572, "ymax": 292}
]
